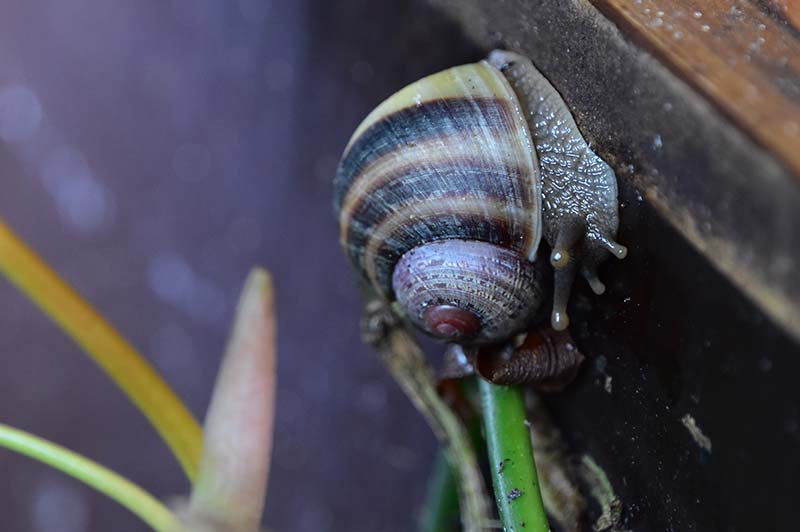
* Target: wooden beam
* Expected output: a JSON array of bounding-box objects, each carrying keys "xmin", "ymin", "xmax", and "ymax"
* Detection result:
[
  {"xmin": 590, "ymin": 0, "xmax": 800, "ymax": 178},
  {"xmin": 427, "ymin": 0, "xmax": 800, "ymax": 342}
]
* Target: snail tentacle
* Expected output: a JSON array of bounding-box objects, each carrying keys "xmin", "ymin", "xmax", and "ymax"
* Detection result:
[
  {"xmin": 595, "ymin": 234, "xmax": 628, "ymax": 259},
  {"xmin": 552, "ymin": 260, "xmax": 578, "ymax": 331},
  {"xmin": 581, "ymin": 266, "xmax": 606, "ymax": 296},
  {"xmin": 549, "ymin": 217, "xmax": 586, "ymax": 269}
]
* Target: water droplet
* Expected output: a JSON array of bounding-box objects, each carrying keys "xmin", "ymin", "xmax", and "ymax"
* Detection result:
[
  {"xmin": 701, "ymin": 24, "xmax": 711, "ymax": 32},
  {"xmin": 148, "ymin": 251, "xmax": 227, "ymax": 324},
  {"xmin": 149, "ymin": 251, "xmax": 194, "ymax": 304},
  {"xmin": 32, "ymin": 478, "xmax": 89, "ymax": 532},
  {"xmin": 39, "ymin": 147, "xmax": 113, "ymax": 233},
  {"xmin": 693, "ymin": 11, "xmax": 703, "ymax": 18},
  {"xmin": 653, "ymin": 134, "xmax": 663, "ymax": 149},
  {"xmin": 0, "ymin": 84, "xmax": 42, "ymax": 142}
]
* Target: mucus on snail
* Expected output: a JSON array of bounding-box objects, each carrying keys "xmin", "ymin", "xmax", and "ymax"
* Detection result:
[{"xmin": 334, "ymin": 50, "xmax": 626, "ymax": 355}]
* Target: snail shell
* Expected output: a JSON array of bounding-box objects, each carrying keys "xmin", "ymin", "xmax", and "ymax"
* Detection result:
[
  {"xmin": 440, "ymin": 328, "xmax": 584, "ymax": 388},
  {"xmin": 335, "ymin": 61, "xmax": 544, "ymax": 344},
  {"xmin": 335, "ymin": 51, "xmax": 625, "ymax": 345},
  {"xmin": 475, "ymin": 329, "xmax": 584, "ymax": 389},
  {"xmin": 392, "ymin": 240, "xmax": 544, "ymax": 343}
]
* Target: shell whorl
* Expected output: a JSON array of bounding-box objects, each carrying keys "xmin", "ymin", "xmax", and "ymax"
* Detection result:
[
  {"xmin": 475, "ymin": 328, "xmax": 584, "ymax": 388},
  {"xmin": 334, "ymin": 61, "xmax": 542, "ymax": 299},
  {"xmin": 392, "ymin": 240, "xmax": 544, "ymax": 344}
]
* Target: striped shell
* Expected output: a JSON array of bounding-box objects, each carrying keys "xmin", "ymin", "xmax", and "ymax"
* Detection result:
[
  {"xmin": 336, "ymin": 50, "xmax": 628, "ymax": 348},
  {"xmin": 334, "ymin": 60, "xmax": 542, "ymax": 309}
]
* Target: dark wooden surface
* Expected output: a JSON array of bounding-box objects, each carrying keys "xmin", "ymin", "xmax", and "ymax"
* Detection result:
[
  {"xmin": 1, "ymin": 1, "xmax": 798, "ymax": 530},
  {"xmin": 765, "ymin": 0, "xmax": 800, "ymax": 29},
  {"xmin": 591, "ymin": 0, "xmax": 800, "ymax": 178},
  {"xmin": 430, "ymin": 0, "xmax": 800, "ymax": 344},
  {"xmin": 426, "ymin": 0, "xmax": 800, "ymax": 530}
]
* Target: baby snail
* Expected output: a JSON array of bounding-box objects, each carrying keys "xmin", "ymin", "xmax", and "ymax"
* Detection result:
[{"xmin": 334, "ymin": 50, "xmax": 626, "ymax": 382}]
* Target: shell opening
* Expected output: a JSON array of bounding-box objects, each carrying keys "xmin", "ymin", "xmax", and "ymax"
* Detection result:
[{"xmin": 423, "ymin": 305, "xmax": 482, "ymax": 340}]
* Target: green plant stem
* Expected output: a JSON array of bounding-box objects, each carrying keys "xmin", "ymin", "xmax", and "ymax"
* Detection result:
[
  {"xmin": 0, "ymin": 423, "xmax": 180, "ymax": 532},
  {"xmin": 378, "ymin": 331, "xmax": 491, "ymax": 531},
  {"xmin": 419, "ymin": 378, "xmax": 488, "ymax": 532},
  {"xmin": 419, "ymin": 448, "xmax": 459, "ymax": 532},
  {"xmin": 479, "ymin": 380, "xmax": 549, "ymax": 532},
  {"xmin": 0, "ymin": 219, "xmax": 202, "ymax": 480},
  {"xmin": 362, "ymin": 298, "xmax": 491, "ymax": 532}
]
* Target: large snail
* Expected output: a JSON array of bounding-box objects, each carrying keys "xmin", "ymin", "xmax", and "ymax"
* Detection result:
[{"xmin": 334, "ymin": 50, "xmax": 626, "ymax": 354}]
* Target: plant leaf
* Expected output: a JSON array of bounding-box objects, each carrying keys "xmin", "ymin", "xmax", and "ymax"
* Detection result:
[{"xmin": 185, "ymin": 268, "xmax": 277, "ymax": 531}]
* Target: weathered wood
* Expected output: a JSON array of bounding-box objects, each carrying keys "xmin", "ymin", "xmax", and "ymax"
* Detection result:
[
  {"xmin": 423, "ymin": 2, "xmax": 800, "ymax": 528},
  {"xmin": 765, "ymin": 0, "xmax": 800, "ymax": 30},
  {"xmin": 428, "ymin": 0, "xmax": 800, "ymax": 345},
  {"xmin": 591, "ymin": 0, "xmax": 800, "ymax": 178}
]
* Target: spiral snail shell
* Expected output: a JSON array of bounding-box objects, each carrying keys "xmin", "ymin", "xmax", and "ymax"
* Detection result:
[{"xmin": 335, "ymin": 50, "xmax": 626, "ymax": 346}]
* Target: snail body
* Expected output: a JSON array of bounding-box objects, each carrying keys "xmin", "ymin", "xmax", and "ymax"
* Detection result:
[
  {"xmin": 488, "ymin": 51, "xmax": 627, "ymax": 330},
  {"xmin": 335, "ymin": 50, "xmax": 625, "ymax": 348}
]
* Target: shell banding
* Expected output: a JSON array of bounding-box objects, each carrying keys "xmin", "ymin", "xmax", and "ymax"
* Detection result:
[{"xmin": 334, "ymin": 60, "xmax": 543, "ymax": 344}]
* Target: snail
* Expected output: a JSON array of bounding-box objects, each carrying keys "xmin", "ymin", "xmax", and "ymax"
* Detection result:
[{"xmin": 335, "ymin": 50, "xmax": 625, "ymax": 378}]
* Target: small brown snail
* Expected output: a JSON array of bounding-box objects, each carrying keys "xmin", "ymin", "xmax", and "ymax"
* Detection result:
[{"xmin": 335, "ymin": 50, "xmax": 626, "ymax": 356}]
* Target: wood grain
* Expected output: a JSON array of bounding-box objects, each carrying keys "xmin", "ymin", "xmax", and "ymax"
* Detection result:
[
  {"xmin": 765, "ymin": 0, "xmax": 800, "ymax": 30},
  {"xmin": 591, "ymin": 0, "xmax": 800, "ymax": 177}
]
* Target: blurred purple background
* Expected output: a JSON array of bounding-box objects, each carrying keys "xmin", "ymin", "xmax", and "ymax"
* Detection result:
[{"xmin": 0, "ymin": 1, "xmax": 477, "ymax": 530}]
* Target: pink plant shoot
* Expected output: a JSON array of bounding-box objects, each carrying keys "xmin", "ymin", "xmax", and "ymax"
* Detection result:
[{"xmin": 176, "ymin": 268, "xmax": 277, "ymax": 532}]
